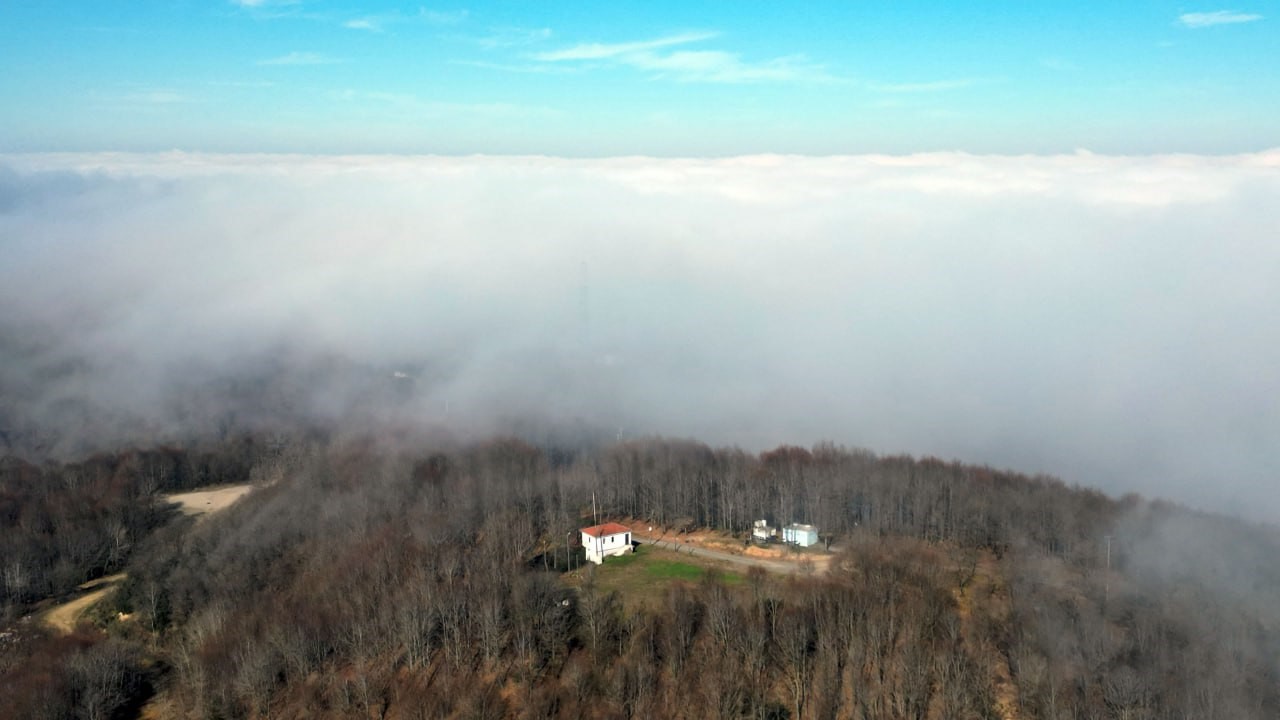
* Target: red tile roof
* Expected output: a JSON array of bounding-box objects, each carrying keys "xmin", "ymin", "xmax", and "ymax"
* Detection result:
[{"xmin": 581, "ymin": 522, "xmax": 631, "ymax": 538}]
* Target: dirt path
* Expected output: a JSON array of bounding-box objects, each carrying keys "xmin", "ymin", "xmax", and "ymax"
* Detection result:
[
  {"xmin": 953, "ymin": 553, "xmax": 1022, "ymax": 720},
  {"xmin": 42, "ymin": 573, "xmax": 126, "ymax": 633},
  {"xmin": 164, "ymin": 483, "xmax": 254, "ymax": 519},
  {"xmin": 634, "ymin": 534, "xmax": 831, "ymax": 575},
  {"xmin": 41, "ymin": 485, "xmax": 254, "ymax": 636}
]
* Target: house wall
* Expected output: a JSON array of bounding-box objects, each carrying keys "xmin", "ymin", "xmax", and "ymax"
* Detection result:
[{"xmin": 582, "ymin": 531, "xmax": 632, "ymax": 564}]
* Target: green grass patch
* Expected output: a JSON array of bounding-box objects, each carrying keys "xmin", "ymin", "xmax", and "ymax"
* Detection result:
[
  {"xmin": 644, "ymin": 558, "xmax": 742, "ymax": 584},
  {"xmin": 575, "ymin": 545, "xmax": 744, "ymax": 608},
  {"xmin": 644, "ymin": 558, "xmax": 706, "ymax": 582}
]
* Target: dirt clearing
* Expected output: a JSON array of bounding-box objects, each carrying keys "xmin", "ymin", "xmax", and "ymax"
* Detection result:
[
  {"xmin": 623, "ymin": 519, "xmax": 837, "ymax": 575},
  {"xmin": 165, "ymin": 483, "xmax": 254, "ymax": 518}
]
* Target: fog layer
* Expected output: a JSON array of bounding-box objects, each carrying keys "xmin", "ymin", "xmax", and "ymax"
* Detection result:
[{"xmin": 2, "ymin": 152, "xmax": 1278, "ymax": 518}]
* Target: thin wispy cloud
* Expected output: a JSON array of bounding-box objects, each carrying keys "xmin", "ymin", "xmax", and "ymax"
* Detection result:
[
  {"xmin": 328, "ymin": 89, "xmax": 560, "ymax": 120},
  {"xmin": 343, "ymin": 17, "xmax": 382, "ymax": 32},
  {"xmin": 120, "ymin": 89, "xmax": 196, "ymax": 105},
  {"xmin": 531, "ymin": 32, "xmax": 838, "ymax": 84},
  {"xmin": 451, "ymin": 59, "xmax": 572, "ymax": 75},
  {"xmin": 424, "ymin": 9, "xmax": 471, "ymax": 24},
  {"xmin": 1178, "ymin": 10, "xmax": 1263, "ymax": 27},
  {"xmin": 628, "ymin": 50, "xmax": 835, "ymax": 84},
  {"xmin": 475, "ymin": 26, "xmax": 553, "ymax": 50},
  {"xmin": 341, "ymin": 9, "xmax": 466, "ymax": 33},
  {"xmin": 84, "ymin": 87, "xmax": 200, "ymax": 113},
  {"xmin": 421, "ymin": 9, "xmax": 469, "ymax": 25},
  {"xmin": 1040, "ymin": 57, "xmax": 1077, "ymax": 71},
  {"xmin": 208, "ymin": 80, "xmax": 276, "ymax": 88},
  {"xmin": 869, "ymin": 78, "xmax": 980, "ymax": 93},
  {"xmin": 533, "ymin": 31, "xmax": 717, "ymax": 61},
  {"xmin": 258, "ymin": 51, "xmax": 341, "ymax": 66},
  {"xmin": 229, "ymin": 0, "xmax": 301, "ymax": 9}
]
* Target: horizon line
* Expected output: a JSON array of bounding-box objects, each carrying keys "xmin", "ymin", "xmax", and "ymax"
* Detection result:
[{"xmin": 5, "ymin": 147, "xmax": 1280, "ymax": 163}]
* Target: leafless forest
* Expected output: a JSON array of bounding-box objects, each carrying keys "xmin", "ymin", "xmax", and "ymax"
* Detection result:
[{"xmin": 3, "ymin": 432, "xmax": 1278, "ymax": 719}]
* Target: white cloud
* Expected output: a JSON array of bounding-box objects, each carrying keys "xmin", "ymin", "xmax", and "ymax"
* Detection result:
[
  {"xmin": 257, "ymin": 51, "xmax": 341, "ymax": 66},
  {"xmin": 629, "ymin": 50, "xmax": 835, "ymax": 84},
  {"xmin": 869, "ymin": 78, "xmax": 980, "ymax": 93},
  {"xmin": 420, "ymin": 8, "xmax": 468, "ymax": 25},
  {"xmin": 3, "ymin": 151, "xmax": 1279, "ymax": 521},
  {"xmin": 450, "ymin": 59, "xmax": 571, "ymax": 74},
  {"xmin": 533, "ymin": 31, "xmax": 717, "ymax": 61},
  {"xmin": 208, "ymin": 80, "xmax": 276, "ymax": 88},
  {"xmin": 343, "ymin": 17, "xmax": 381, "ymax": 32},
  {"xmin": 532, "ymin": 32, "xmax": 838, "ymax": 84},
  {"xmin": 340, "ymin": 9, "xmax": 465, "ymax": 33},
  {"xmin": 229, "ymin": 0, "xmax": 301, "ymax": 8},
  {"xmin": 1178, "ymin": 10, "xmax": 1263, "ymax": 27}
]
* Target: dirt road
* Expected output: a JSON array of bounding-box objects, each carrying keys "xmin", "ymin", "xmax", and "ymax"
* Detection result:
[
  {"xmin": 42, "ymin": 573, "xmax": 126, "ymax": 633},
  {"xmin": 634, "ymin": 534, "xmax": 829, "ymax": 576},
  {"xmin": 41, "ymin": 485, "xmax": 254, "ymax": 634}
]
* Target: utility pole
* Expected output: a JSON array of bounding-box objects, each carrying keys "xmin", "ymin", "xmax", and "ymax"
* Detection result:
[{"xmin": 1104, "ymin": 534, "xmax": 1113, "ymax": 608}]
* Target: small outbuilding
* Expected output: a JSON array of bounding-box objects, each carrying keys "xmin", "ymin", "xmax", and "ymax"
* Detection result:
[
  {"xmin": 752, "ymin": 519, "xmax": 777, "ymax": 542},
  {"xmin": 581, "ymin": 522, "xmax": 633, "ymax": 564},
  {"xmin": 783, "ymin": 523, "xmax": 819, "ymax": 547}
]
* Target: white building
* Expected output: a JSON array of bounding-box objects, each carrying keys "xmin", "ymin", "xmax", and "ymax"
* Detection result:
[
  {"xmin": 783, "ymin": 523, "xmax": 819, "ymax": 547},
  {"xmin": 581, "ymin": 522, "xmax": 633, "ymax": 564},
  {"xmin": 752, "ymin": 519, "xmax": 776, "ymax": 541}
]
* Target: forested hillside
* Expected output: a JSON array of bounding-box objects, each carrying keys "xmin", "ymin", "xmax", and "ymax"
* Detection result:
[{"xmin": 3, "ymin": 435, "xmax": 1278, "ymax": 719}]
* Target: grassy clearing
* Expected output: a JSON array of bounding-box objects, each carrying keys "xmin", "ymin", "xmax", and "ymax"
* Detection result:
[
  {"xmin": 645, "ymin": 557, "xmax": 744, "ymax": 584},
  {"xmin": 574, "ymin": 545, "xmax": 743, "ymax": 608}
]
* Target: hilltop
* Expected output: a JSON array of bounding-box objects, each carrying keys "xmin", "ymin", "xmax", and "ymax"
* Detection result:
[{"xmin": 2, "ymin": 435, "xmax": 1278, "ymax": 719}]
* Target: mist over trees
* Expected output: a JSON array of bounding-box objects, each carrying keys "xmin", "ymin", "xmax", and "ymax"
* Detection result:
[
  {"xmin": 3, "ymin": 152, "xmax": 1280, "ymax": 518},
  {"xmin": 4, "ymin": 434, "xmax": 1279, "ymax": 719}
]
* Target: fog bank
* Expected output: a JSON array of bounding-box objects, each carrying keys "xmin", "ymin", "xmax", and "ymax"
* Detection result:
[{"xmin": 2, "ymin": 151, "xmax": 1278, "ymax": 519}]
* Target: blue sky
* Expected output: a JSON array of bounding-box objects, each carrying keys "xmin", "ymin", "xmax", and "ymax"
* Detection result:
[{"xmin": 1, "ymin": 1, "xmax": 1276, "ymax": 154}]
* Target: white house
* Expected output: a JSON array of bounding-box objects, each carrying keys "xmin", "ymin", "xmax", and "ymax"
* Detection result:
[
  {"xmin": 581, "ymin": 522, "xmax": 633, "ymax": 564},
  {"xmin": 752, "ymin": 519, "xmax": 776, "ymax": 541},
  {"xmin": 783, "ymin": 523, "xmax": 819, "ymax": 547}
]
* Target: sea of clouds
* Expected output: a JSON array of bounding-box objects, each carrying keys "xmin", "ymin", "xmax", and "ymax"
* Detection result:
[{"xmin": 2, "ymin": 151, "xmax": 1278, "ymax": 519}]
